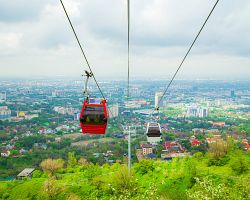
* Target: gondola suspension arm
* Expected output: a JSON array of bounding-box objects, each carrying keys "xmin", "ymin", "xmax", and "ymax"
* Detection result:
[{"xmin": 82, "ymin": 70, "xmax": 93, "ymax": 99}]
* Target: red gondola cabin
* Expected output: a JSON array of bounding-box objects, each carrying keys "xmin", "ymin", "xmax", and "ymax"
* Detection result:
[{"xmin": 80, "ymin": 98, "xmax": 108, "ymax": 134}]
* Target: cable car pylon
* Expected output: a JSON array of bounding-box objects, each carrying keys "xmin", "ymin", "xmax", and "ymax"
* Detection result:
[{"xmin": 122, "ymin": 125, "xmax": 136, "ymax": 175}]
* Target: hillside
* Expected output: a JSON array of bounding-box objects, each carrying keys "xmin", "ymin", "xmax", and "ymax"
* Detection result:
[{"xmin": 0, "ymin": 151, "xmax": 249, "ymax": 200}]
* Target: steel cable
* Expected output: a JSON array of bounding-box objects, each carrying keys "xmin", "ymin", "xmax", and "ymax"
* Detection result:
[{"xmin": 157, "ymin": 0, "xmax": 220, "ymax": 109}]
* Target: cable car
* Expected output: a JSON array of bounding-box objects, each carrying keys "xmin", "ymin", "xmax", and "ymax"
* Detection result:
[
  {"xmin": 146, "ymin": 122, "xmax": 161, "ymax": 137},
  {"xmin": 80, "ymin": 98, "xmax": 108, "ymax": 134},
  {"xmin": 146, "ymin": 122, "xmax": 162, "ymax": 144}
]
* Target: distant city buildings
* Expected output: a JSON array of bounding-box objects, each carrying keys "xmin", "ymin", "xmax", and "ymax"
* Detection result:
[
  {"xmin": 133, "ymin": 109, "xmax": 160, "ymax": 117},
  {"xmin": 147, "ymin": 136, "xmax": 162, "ymax": 145},
  {"xmin": 161, "ymin": 141, "xmax": 187, "ymax": 160},
  {"xmin": 199, "ymin": 107, "xmax": 209, "ymax": 118},
  {"xmin": 230, "ymin": 90, "xmax": 236, "ymax": 98},
  {"xmin": 0, "ymin": 92, "xmax": 6, "ymax": 102},
  {"xmin": 54, "ymin": 106, "xmax": 78, "ymax": 116},
  {"xmin": 141, "ymin": 143, "xmax": 153, "ymax": 155},
  {"xmin": 124, "ymin": 99, "xmax": 149, "ymax": 109},
  {"xmin": 74, "ymin": 112, "xmax": 80, "ymax": 121},
  {"xmin": 186, "ymin": 105, "xmax": 208, "ymax": 118},
  {"xmin": 52, "ymin": 90, "xmax": 64, "ymax": 97},
  {"xmin": 155, "ymin": 92, "xmax": 163, "ymax": 109},
  {"xmin": 109, "ymin": 103, "xmax": 119, "ymax": 118},
  {"xmin": 25, "ymin": 114, "xmax": 39, "ymax": 120},
  {"xmin": 17, "ymin": 111, "xmax": 26, "ymax": 118},
  {"xmin": 0, "ymin": 106, "xmax": 11, "ymax": 121},
  {"xmin": 12, "ymin": 112, "xmax": 39, "ymax": 121}
]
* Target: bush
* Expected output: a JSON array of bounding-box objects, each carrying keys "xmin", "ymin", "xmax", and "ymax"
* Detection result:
[
  {"xmin": 230, "ymin": 156, "xmax": 249, "ymax": 175},
  {"xmin": 33, "ymin": 170, "xmax": 43, "ymax": 178},
  {"xmin": 111, "ymin": 166, "xmax": 138, "ymax": 198},
  {"xmin": 159, "ymin": 177, "xmax": 187, "ymax": 200},
  {"xmin": 186, "ymin": 177, "xmax": 230, "ymax": 200},
  {"xmin": 2, "ymin": 193, "xmax": 10, "ymax": 199},
  {"xmin": 67, "ymin": 152, "xmax": 77, "ymax": 168},
  {"xmin": 43, "ymin": 178, "xmax": 61, "ymax": 200},
  {"xmin": 208, "ymin": 140, "xmax": 229, "ymax": 160},
  {"xmin": 134, "ymin": 159, "xmax": 155, "ymax": 175},
  {"xmin": 207, "ymin": 154, "xmax": 230, "ymax": 166},
  {"xmin": 193, "ymin": 152, "xmax": 203, "ymax": 160},
  {"xmin": 68, "ymin": 193, "xmax": 81, "ymax": 200}
]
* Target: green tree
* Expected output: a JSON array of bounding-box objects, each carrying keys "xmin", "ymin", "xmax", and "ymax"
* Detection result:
[
  {"xmin": 40, "ymin": 158, "xmax": 64, "ymax": 177},
  {"xmin": 230, "ymin": 156, "xmax": 249, "ymax": 175},
  {"xmin": 67, "ymin": 152, "xmax": 77, "ymax": 168},
  {"xmin": 165, "ymin": 132, "xmax": 176, "ymax": 141},
  {"xmin": 207, "ymin": 140, "xmax": 230, "ymax": 166},
  {"xmin": 10, "ymin": 150, "xmax": 19, "ymax": 156}
]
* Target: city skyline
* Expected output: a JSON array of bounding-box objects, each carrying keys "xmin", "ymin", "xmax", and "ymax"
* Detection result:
[{"xmin": 0, "ymin": 0, "xmax": 250, "ymax": 79}]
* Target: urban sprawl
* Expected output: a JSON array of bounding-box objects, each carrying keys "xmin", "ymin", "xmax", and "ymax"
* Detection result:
[{"xmin": 0, "ymin": 79, "xmax": 250, "ymax": 178}]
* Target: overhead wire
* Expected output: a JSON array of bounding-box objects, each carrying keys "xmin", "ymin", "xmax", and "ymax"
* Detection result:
[
  {"xmin": 127, "ymin": 0, "xmax": 130, "ymax": 103},
  {"xmin": 157, "ymin": 0, "xmax": 220, "ymax": 110},
  {"xmin": 60, "ymin": 0, "xmax": 105, "ymax": 100},
  {"xmin": 60, "ymin": 0, "xmax": 118, "ymax": 120},
  {"xmin": 60, "ymin": 0, "xmax": 219, "ymax": 133},
  {"xmin": 59, "ymin": 0, "xmax": 222, "ymax": 167}
]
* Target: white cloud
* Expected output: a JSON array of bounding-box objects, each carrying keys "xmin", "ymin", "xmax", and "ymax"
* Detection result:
[
  {"xmin": 0, "ymin": 0, "xmax": 249, "ymax": 79},
  {"xmin": 0, "ymin": 32, "xmax": 23, "ymax": 49}
]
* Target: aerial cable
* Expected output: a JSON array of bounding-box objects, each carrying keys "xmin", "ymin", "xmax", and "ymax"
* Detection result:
[
  {"xmin": 127, "ymin": 0, "xmax": 130, "ymax": 103},
  {"xmin": 60, "ymin": 0, "xmax": 127, "ymax": 145},
  {"xmin": 60, "ymin": 0, "xmax": 118, "ymax": 122},
  {"xmin": 157, "ymin": 0, "xmax": 220, "ymax": 108},
  {"xmin": 60, "ymin": 0, "xmax": 105, "ymax": 100}
]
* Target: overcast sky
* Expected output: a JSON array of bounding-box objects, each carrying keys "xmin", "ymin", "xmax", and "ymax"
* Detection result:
[{"xmin": 0, "ymin": 0, "xmax": 250, "ymax": 80}]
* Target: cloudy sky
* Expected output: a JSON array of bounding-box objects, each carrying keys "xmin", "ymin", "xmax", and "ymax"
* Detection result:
[{"xmin": 0, "ymin": 0, "xmax": 250, "ymax": 80}]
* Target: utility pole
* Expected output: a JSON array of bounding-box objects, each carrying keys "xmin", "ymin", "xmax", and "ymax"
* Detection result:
[
  {"xmin": 128, "ymin": 126, "xmax": 131, "ymax": 175},
  {"xmin": 122, "ymin": 125, "xmax": 136, "ymax": 175}
]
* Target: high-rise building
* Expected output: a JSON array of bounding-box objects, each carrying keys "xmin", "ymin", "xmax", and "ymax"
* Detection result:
[
  {"xmin": 0, "ymin": 92, "xmax": 6, "ymax": 102},
  {"xmin": 198, "ymin": 107, "xmax": 208, "ymax": 118},
  {"xmin": 155, "ymin": 92, "xmax": 163, "ymax": 109},
  {"xmin": 109, "ymin": 103, "xmax": 119, "ymax": 118},
  {"xmin": 0, "ymin": 106, "xmax": 11, "ymax": 121},
  {"xmin": 74, "ymin": 112, "xmax": 80, "ymax": 121},
  {"xmin": 230, "ymin": 90, "xmax": 236, "ymax": 98},
  {"xmin": 187, "ymin": 106, "xmax": 208, "ymax": 118},
  {"xmin": 187, "ymin": 106, "xmax": 198, "ymax": 117}
]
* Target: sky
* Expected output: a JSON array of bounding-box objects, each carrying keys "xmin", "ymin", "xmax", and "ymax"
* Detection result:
[{"xmin": 0, "ymin": 0, "xmax": 250, "ymax": 80}]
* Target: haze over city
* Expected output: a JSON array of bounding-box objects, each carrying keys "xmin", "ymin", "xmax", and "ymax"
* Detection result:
[{"xmin": 0, "ymin": 0, "xmax": 250, "ymax": 79}]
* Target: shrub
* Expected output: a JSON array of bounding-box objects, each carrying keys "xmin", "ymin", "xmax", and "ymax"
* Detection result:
[
  {"xmin": 67, "ymin": 193, "xmax": 81, "ymax": 200},
  {"xmin": 78, "ymin": 157, "xmax": 88, "ymax": 166},
  {"xmin": 42, "ymin": 177, "xmax": 61, "ymax": 200},
  {"xmin": 186, "ymin": 177, "xmax": 230, "ymax": 200},
  {"xmin": 230, "ymin": 156, "xmax": 249, "ymax": 175},
  {"xmin": 2, "ymin": 193, "xmax": 10, "ymax": 199},
  {"xmin": 208, "ymin": 140, "xmax": 229, "ymax": 160},
  {"xmin": 67, "ymin": 152, "xmax": 77, "ymax": 168},
  {"xmin": 192, "ymin": 152, "xmax": 203, "ymax": 160},
  {"xmin": 33, "ymin": 170, "xmax": 43, "ymax": 178},
  {"xmin": 159, "ymin": 177, "xmax": 187, "ymax": 200},
  {"xmin": 111, "ymin": 166, "xmax": 138, "ymax": 198},
  {"xmin": 134, "ymin": 159, "xmax": 155, "ymax": 175}
]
